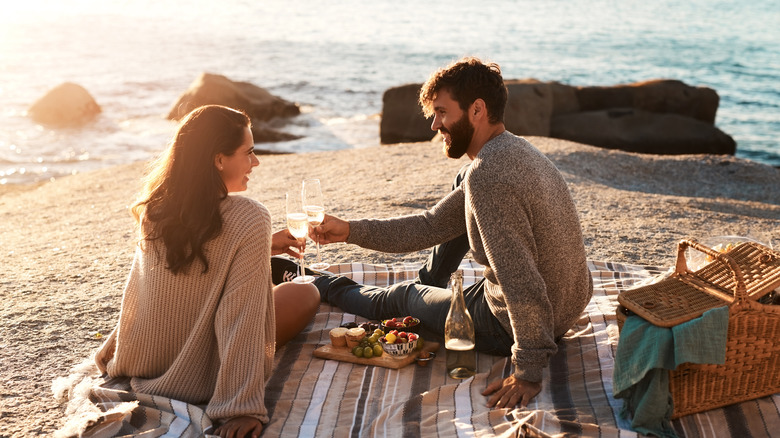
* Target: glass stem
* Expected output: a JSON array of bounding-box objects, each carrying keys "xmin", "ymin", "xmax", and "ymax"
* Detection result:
[{"xmin": 300, "ymin": 242, "xmax": 306, "ymax": 275}]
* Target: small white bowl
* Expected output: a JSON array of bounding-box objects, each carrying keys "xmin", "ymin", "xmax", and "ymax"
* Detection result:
[{"xmin": 380, "ymin": 337, "xmax": 418, "ymax": 357}]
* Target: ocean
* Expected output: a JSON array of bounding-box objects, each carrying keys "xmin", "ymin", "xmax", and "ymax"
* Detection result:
[{"xmin": 1, "ymin": 0, "xmax": 779, "ymax": 186}]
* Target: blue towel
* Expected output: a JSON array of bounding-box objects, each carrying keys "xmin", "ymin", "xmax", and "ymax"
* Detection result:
[{"xmin": 613, "ymin": 306, "xmax": 729, "ymax": 438}]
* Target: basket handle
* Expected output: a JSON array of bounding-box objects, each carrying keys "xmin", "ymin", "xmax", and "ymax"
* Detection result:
[{"xmin": 674, "ymin": 239, "xmax": 748, "ymax": 303}]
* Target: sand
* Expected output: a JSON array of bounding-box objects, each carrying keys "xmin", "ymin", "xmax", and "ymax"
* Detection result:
[{"xmin": 1, "ymin": 136, "xmax": 779, "ymax": 437}]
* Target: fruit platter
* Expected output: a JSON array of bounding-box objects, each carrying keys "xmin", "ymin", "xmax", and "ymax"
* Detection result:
[{"xmin": 313, "ymin": 317, "xmax": 439, "ymax": 369}]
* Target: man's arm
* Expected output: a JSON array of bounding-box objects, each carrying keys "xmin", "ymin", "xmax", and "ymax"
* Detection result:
[
  {"xmin": 467, "ymin": 174, "xmax": 557, "ymax": 407},
  {"xmin": 482, "ymin": 376, "xmax": 541, "ymax": 409},
  {"xmin": 311, "ymin": 214, "xmax": 350, "ymax": 244},
  {"xmin": 314, "ymin": 187, "xmax": 467, "ymax": 253}
]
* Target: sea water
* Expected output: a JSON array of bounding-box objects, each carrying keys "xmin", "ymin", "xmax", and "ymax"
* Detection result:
[{"xmin": 1, "ymin": 0, "xmax": 778, "ymax": 186}]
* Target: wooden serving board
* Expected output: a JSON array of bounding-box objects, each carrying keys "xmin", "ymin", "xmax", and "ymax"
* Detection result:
[{"xmin": 313, "ymin": 341, "xmax": 439, "ymax": 370}]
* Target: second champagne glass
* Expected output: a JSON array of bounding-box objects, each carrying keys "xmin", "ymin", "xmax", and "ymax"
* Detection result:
[
  {"xmin": 302, "ymin": 178, "xmax": 329, "ymax": 271},
  {"xmin": 286, "ymin": 191, "xmax": 315, "ymax": 283}
]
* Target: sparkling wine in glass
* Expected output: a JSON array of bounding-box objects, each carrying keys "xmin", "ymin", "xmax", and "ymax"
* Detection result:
[
  {"xmin": 286, "ymin": 191, "xmax": 315, "ymax": 283},
  {"xmin": 302, "ymin": 178, "xmax": 329, "ymax": 271}
]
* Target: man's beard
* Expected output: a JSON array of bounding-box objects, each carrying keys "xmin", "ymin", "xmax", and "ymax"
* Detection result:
[{"xmin": 441, "ymin": 112, "xmax": 474, "ymax": 159}]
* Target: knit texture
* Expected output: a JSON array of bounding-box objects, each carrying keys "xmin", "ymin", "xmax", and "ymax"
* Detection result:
[
  {"xmin": 348, "ymin": 132, "xmax": 593, "ymax": 381},
  {"xmin": 95, "ymin": 195, "xmax": 275, "ymax": 424}
]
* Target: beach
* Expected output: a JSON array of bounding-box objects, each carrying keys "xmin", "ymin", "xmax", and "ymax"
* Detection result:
[{"xmin": 1, "ymin": 136, "xmax": 779, "ymax": 437}]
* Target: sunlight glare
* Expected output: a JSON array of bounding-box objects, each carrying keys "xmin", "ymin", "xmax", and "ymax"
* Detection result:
[{"xmin": 2, "ymin": 0, "xmax": 132, "ymax": 20}]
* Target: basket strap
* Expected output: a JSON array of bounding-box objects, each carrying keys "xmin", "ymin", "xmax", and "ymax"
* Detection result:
[{"xmin": 675, "ymin": 239, "xmax": 748, "ymax": 303}]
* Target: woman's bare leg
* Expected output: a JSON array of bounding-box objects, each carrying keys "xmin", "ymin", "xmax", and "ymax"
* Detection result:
[{"xmin": 273, "ymin": 281, "xmax": 320, "ymax": 348}]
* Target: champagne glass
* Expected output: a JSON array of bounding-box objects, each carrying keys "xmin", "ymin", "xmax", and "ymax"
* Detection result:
[
  {"xmin": 286, "ymin": 191, "xmax": 315, "ymax": 283},
  {"xmin": 302, "ymin": 178, "xmax": 329, "ymax": 271}
]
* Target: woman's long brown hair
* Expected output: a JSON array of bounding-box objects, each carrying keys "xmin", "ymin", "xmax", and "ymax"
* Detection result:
[{"xmin": 131, "ymin": 105, "xmax": 251, "ymax": 274}]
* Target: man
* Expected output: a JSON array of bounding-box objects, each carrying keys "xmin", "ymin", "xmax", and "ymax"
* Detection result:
[{"xmin": 310, "ymin": 57, "xmax": 593, "ymax": 409}]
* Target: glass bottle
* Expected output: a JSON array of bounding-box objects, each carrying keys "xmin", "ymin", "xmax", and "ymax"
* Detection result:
[{"xmin": 445, "ymin": 271, "xmax": 476, "ymax": 379}]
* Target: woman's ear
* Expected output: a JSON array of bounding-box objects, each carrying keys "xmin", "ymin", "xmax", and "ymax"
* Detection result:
[{"xmin": 214, "ymin": 154, "xmax": 224, "ymax": 172}]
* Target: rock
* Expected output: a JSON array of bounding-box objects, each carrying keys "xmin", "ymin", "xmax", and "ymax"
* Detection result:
[
  {"xmin": 251, "ymin": 125, "xmax": 302, "ymax": 143},
  {"xmin": 27, "ymin": 83, "xmax": 101, "ymax": 127},
  {"xmin": 504, "ymin": 79, "xmax": 553, "ymax": 136},
  {"xmin": 167, "ymin": 73, "xmax": 300, "ymax": 123},
  {"xmin": 575, "ymin": 79, "xmax": 719, "ymax": 124},
  {"xmin": 253, "ymin": 147, "xmax": 293, "ymax": 155},
  {"xmin": 380, "ymin": 83, "xmax": 433, "ymax": 144},
  {"xmin": 549, "ymin": 82, "xmax": 580, "ymax": 115},
  {"xmin": 380, "ymin": 80, "xmax": 559, "ymax": 143},
  {"xmin": 550, "ymin": 108, "xmax": 736, "ymax": 155},
  {"xmin": 232, "ymin": 80, "xmax": 300, "ymax": 121},
  {"xmin": 379, "ymin": 78, "xmax": 729, "ymax": 156}
]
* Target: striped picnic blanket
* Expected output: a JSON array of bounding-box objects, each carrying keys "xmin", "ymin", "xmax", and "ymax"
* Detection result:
[{"xmin": 56, "ymin": 260, "xmax": 780, "ymax": 437}]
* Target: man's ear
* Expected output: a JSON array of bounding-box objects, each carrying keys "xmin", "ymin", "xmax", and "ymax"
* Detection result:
[{"xmin": 471, "ymin": 99, "xmax": 487, "ymax": 121}]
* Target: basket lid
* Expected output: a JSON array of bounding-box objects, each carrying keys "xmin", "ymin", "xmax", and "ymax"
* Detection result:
[
  {"xmin": 618, "ymin": 275, "xmax": 728, "ymax": 327},
  {"xmin": 695, "ymin": 242, "xmax": 780, "ymax": 301},
  {"xmin": 619, "ymin": 240, "xmax": 780, "ymax": 327}
]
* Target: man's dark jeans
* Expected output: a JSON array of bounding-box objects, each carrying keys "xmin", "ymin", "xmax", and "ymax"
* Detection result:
[{"xmin": 314, "ymin": 164, "xmax": 513, "ymax": 356}]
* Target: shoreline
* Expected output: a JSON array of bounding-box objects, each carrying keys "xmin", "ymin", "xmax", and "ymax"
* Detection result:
[{"xmin": 1, "ymin": 136, "xmax": 779, "ymax": 436}]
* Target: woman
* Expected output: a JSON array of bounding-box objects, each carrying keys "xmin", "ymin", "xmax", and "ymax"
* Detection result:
[{"xmin": 94, "ymin": 105, "xmax": 320, "ymax": 438}]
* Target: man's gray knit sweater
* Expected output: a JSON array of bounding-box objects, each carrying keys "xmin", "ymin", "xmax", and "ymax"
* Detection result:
[{"xmin": 348, "ymin": 131, "xmax": 593, "ymax": 382}]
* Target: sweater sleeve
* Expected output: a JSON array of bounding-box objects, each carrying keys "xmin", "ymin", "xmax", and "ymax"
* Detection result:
[
  {"xmin": 467, "ymin": 177, "xmax": 557, "ymax": 383},
  {"xmin": 94, "ymin": 327, "xmax": 118, "ymax": 374},
  {"xmin": 348, "ymin": 187, "xmax": 467, "ymax": 253},
  {"xmin": 207, "ymin": 205, "xmax": 275, "ymax": 423}
]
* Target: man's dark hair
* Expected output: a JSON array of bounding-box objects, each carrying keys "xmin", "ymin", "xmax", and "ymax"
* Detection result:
[{"xmin": 419, "ymin": 57, "xmax": 507, "ymax": 124}]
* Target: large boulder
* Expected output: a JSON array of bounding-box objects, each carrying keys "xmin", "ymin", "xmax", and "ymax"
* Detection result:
[
  {"xmin": 380, "ymin": 83, "xmax": 434, "ymax": 144},
  {"xmin": 168, "ymin": 73, "xmax": 300, "ymax": 122},
  {"xmin": 28, "ymin": 82, "xmax": 101, "ymax": 127},
  {"xmin": 550, "ymin": 108, "xmax": 736, "ymax": 155},
  {"xmin": 378, "ymin": 78, "xmax": 732, "ymax": 156},
  {"xmin": 504, "ymin": 79, "xmax": 553, "ymax": 136},
  {"xmin": 549, "ymin": 81, "xmax": 580, "ymax": 115},
  {"xmin": 380, "ymin": 80, "xmax": 560, "ymax": 144},
  {"xmin": 251, "ymin": 126, "xmax": 301, "ymax": 144},
  {"xmin": 575, "ymin": 79, "xmax": 719, "ymax": 124}
]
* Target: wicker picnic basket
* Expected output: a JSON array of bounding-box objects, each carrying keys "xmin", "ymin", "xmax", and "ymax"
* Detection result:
[{"xmin": 616, "ymin": 239, "xmax": 780, "ymax": 418}]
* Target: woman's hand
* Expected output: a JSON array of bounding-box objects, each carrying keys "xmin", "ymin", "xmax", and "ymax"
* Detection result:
[
  {"xmin": 311, "ymin": 214, "xmax": 350, "ymax": 245},
  {"xmin": 214, "ymin": 416, "xmax": 263, "ymax": 438},
  {"xmin": 271, "ymin": 229, "xmax": 304, "ymax": 258}
]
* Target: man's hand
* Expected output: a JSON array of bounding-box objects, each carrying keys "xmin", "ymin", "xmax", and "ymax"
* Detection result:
[
  {"xmin": 214, "ymin": 415, "xmax": 263, "ymax": 438},
  {"xmin": 482, "ymin": 375, "xmax": 541, "ymax": 409},
  {"xmin": 311, "ymin": 214, "xmax": 350, "ymax": 244},
  {"xmin": 271, "ymin": 229, "xmax": 304, "ymax": 258}
]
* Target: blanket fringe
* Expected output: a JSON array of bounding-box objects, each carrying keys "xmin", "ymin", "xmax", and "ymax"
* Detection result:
[{"xmin": 51, "ymin": 358, "xmax": 136, "ymax": 438}]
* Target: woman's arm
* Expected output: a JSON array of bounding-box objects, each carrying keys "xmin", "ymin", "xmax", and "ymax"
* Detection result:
[
  {"xmin": 271, "ymin": 228, "xmax": 303, "ymax": 258},
  {"xmin": 208, "ymin": 201, "xmax": 275, "ymax": 424}
]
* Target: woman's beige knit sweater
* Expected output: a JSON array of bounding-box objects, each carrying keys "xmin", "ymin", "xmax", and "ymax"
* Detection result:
[{"xmin": 95, "ymin": 195, "xmax": 275, "ymax": 424}]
